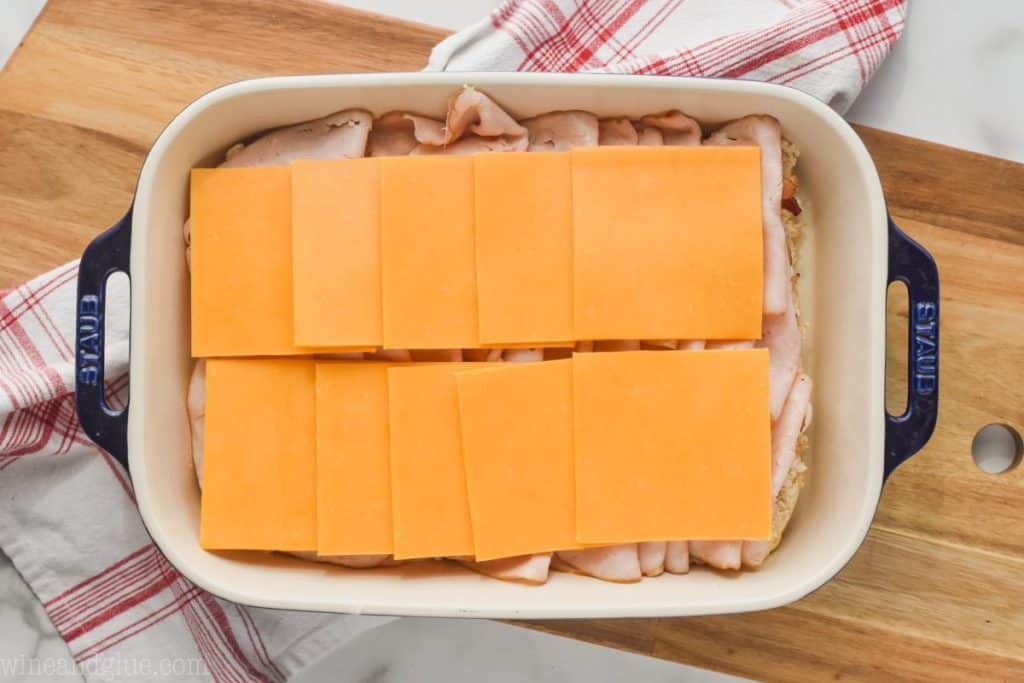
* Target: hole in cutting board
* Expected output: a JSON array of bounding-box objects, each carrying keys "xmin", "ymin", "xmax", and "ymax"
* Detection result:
[
  {"xmin": 971, "ymin": 424, "xmax": 1022, "ymax": 474},
  {"xmin": 103, "ymin": 270, "xmax": 130, "ymax": 413},
  {"xmin": 886, "ymin": 280, "xmax": 909, "ymax": 416}
]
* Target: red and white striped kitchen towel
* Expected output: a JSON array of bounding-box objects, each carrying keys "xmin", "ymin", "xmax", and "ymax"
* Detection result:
[
  {"xmin": 0, "ymin": 1, "xmax": 904, "ymax": 680},
  {"xmin": 429, "ymin": 0, "xmax": 906, "ymax": 112}
]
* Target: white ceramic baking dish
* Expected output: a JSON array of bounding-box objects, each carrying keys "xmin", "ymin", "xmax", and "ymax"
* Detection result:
[{"xmin": 73, "ymin": 72, "xmax": 939, "ymax": 618}]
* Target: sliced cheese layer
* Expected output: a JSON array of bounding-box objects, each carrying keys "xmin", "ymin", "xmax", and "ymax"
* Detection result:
[
  {"xmin": 200, "ymin": 358, "xmax": 317, "ymax": 550},
  {"xmin": 456, "ymin": 359, "xmax": 577, "ymax": 560},
  {"xmin": 292, "ymin": 159, "xmax": 382, "ymax": 348},
  {"xmin": 388, "ymin": 363, "xmax": 485, "ymax": 559},
  {"xmin": 474, "ymin": 151, "xmax": 573, "ymax": 345},
  {"xmin": 571, "ymin": 146, "xmax": 764, "ymax": 341},
  {"xmin": 380, "ymin": 156, "xmax": 479, "ymax": 349},
  {"xmin": 191, "ymin": 166, "xmax": 376, "ymax": 356},
  {"xmin": 573, "ymin": 349, "xmax": 772, "ymax": 543},
  {"xmin": 316, "ymin": 362, "xmax": 393, "ymax": 556}
]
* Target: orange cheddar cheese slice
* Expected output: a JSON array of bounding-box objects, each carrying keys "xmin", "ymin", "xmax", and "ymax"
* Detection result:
[
  {"xmin": 571, "ymin": 146, "xmax": 763, "ymax": 341},
  {"xmin": 456, "ymin": 359, "xmax": 578, "ymax": 560},
  {"xmin": 474, "ymin": 151, "xmax": 573, "ymax": 345},
  {"xmin": 380, "ymin": 156, "xmax": 478, "ymax": 349},
  {"xmin": 573, "ymin": 349, "xmax": 771, "ymax": 543},
  {"xmin": 388, "ymin": 363, "xmax": 488, "ymax": 559},
  {"xmin": 292, "ymin": 159, "xmax": 382, "ymax": 348},
  {"xmin": 200, "ymin": 358, "xmax": 316, "ymax": 550},
  {"xmin": 191, "ymin": 167, "xmax": 371, "ymax": 356},
  {"xmin": 315, "ymin": 362, "xmax": 393, "ymax": 556},
  {"xmin": 191, "ymin": 167, "xmax": 295, "ymax": 356}
]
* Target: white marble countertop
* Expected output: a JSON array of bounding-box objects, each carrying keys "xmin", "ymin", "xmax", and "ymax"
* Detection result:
[{"xmin": 0, "ymin": 1, "xmax": 1020, "ymax": 681}]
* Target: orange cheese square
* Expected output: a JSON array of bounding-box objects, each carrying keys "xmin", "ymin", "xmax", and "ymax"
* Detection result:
[
  {"xmin": 474, "ymin": 152, "xmax": 573, "ymax": 345},
  {"xmin": 292, "ymin": 159, "xmax": 382, "ymax": 348},
  {"xmin": 190, "ymin": 167, "xmax": 370, "ymax": 356},
  {"xmin": 387, "ymin": 363, "xmax": 487, "ymax": 559},
  {"xmin": 571, "ymin": 146, "xmax": 763, "ymax": 340},
  {"xmin": 456, "ymin": 360, "xmax": 578, "ymax": 560},
  {"xmin": 200, "ymin": 358, "xmax": 316, "ymax": 550},
  {"xmin": 380, "ymin": 156, "xmax": 478, "ymax": 349},
  {"xmin": 315, "ymin": 362, "xmax": 393, "ymax": 556},
  {"xmin": 573, "ymin": 349, "xmax": 771, "ymax": 543}
]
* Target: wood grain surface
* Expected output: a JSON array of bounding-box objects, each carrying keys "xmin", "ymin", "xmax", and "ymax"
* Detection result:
[{"xmin": 1, "ymin": 1, "xmax": 1021, "ymax": 680}]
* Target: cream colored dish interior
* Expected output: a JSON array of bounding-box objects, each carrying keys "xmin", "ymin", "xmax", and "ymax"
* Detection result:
[{"xmin": 130, "ymin": 73, "xmax": 886, "ymax": 617}]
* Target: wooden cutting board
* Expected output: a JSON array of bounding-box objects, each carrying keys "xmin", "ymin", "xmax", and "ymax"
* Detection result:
[{"xmin": 1, "ymin": 1, "xmax": 1021, "ymax": 679}]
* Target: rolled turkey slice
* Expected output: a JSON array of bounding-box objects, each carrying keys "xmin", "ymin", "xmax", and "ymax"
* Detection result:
[
  {"xmin": 759, "ymin": 289, "xmax": 801, "ymax": 421},
  {"xmin": 597, "ymin": 117, "xmax": 639, "ymax": 145},
  {"xmin": 221, "ymin": 109, "xmax": 372, "ymax": 168},
  {"xmin": 521, "ymin": 111, "xmax": 599, "ymax": 150},
  {"xmin": 367, "ymin": 112, "xmax": 420, "ymax": 157},
  {"xmin": 639, "ymin": 542, "xmax": 667, "ymax": 577},
  {"xmin": 742, "ymin": 374, "xmax": 813, "ymax": 567},
  {"xmin": 635, "ymin": 125, "xmax": 663, "ymax": 146},
  {"xmin": 641, "ymin": 339, "xmax": 678, "ymax": 350},
  {"xmin": 292, "ymin": 552, "xmax": 391, "ymax": 569},
  {"xmin": 187, "ymin": 359, "xmax": 206, "ymax": 487},
  {"xmin": 458, "ymin": 553, "xmax": 552, "ymax": 585},
  {"xmin": 769, "ymin": 374, "xmax": 813, "ymax": 498},
  {"xmin": 555, "ymin": 545, "xmax": 642, "ymax": 583},
  {"xmin": 502, "ymin": 347, "xmax": 544, "ymax": 362},
  {"xmin": 689, "ymin": 541, "xmax": 742, "ymax": 571},
  {"xmin": 706, "ymin": 115, "xmax": 789, "ymax": 315},
  {"xmin": 638, "ymin": 111, "xmax": 702, "ymax": 146},
  {"xmin": 411, "ymin": 135, "xmax": 528, "ymax": 156},
  {"xmin": 664, "ymin": 541, "xmax": 690, "ymax": 574},
  {"xmin": 445, "ymin": 87, "xmax": 527, "ymax": 142}
]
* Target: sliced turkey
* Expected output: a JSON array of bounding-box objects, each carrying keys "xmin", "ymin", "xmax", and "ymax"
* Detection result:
[
  {"xmin": 706, "ymin": 115, "xmax": 789, "ymax": 315},
  {"xmin": 221, "ymin": 109, "xmax": 372, "ymax": 167},
  {"xmin": 459, "ymin": 553, "xmax": 552, "ymax": 585},
  {"xmin": 521, "ymin": 111, "xmax": 599, "ymax": 150},
  {"xmin": 555, "ymin": 545, "xmax": 642, "ymax": 583},
  {"xmin": 597, "ymin": 117, "xmax": 639, "ymax": 145}
]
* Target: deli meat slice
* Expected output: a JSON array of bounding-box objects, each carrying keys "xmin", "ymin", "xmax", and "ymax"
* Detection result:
[
  {"xmin": 411, "ymin": 135, "xmax": 529, "ymax": 156},
  {"xmin": 664, "ymin": 541, "xmax": 690, "ymax": 574},
  {"xmin": 639, "ymin": 111, "xmax": 702, "ymax": 146},
  {"xmin": 521, "ymin": 111, "xmax": 599, "ymax": 150},
  {"xmin": 368, "ymin": 112, "xmax": 419, "ymax": 157},
  {"xmin": 460, "ymin": 553, "xmax": 552, "ymax": 585},
  {"xmin": 445, "ymin": 87, "xmax": 527, "ymax": 142},
  {"xmin": 221, "ymin": 109, "xmax": 372, "ymax": 167},
  {"xmin": 689, "ymin": 540, "xmax": 741, "ymax": 571},
  {"xmin": 742, "ymin": 374, "xmax": 813, "ymax": 568},
  {"xmin": 597, "ymin": 117, "xmax": 639, "ymax": 145},
  {"xmin": 555, "ymin": 545, "xmax": 642, "ymax": 583},
  {"xmin": 759, "ymin": 289, "xmax": 802, "ymax": 421},
  {"xmin": 292, "ymin": 552, "xmax": 390, "ymax": 569},
  {"xmin": 770, "ymin": 374, "xmax": 813, "ymax": 498},
  {"xmin": 187, "ymin": 359, "xmax": 206, "ymax": 487},
  {"xmin": 706, "ymin": 115, "xmax": 789, "ymax": 315},
  {"xmin": 639, "ymin": 541, "xmax": 667, "ymax": 577}
]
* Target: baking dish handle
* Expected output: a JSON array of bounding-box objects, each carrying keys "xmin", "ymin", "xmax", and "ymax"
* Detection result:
[
  {"xmin": 885, "ymin": 216, "xmax": 939, "ymax": 478},
  {"xmin": 75, "ymin": 209, "xmax": 131, "ymax": 472}
]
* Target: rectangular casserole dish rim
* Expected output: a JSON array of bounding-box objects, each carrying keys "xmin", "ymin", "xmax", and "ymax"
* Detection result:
[{"xmin": 125, "ymin": 71, "xmax": 889, "ymax": 618}]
